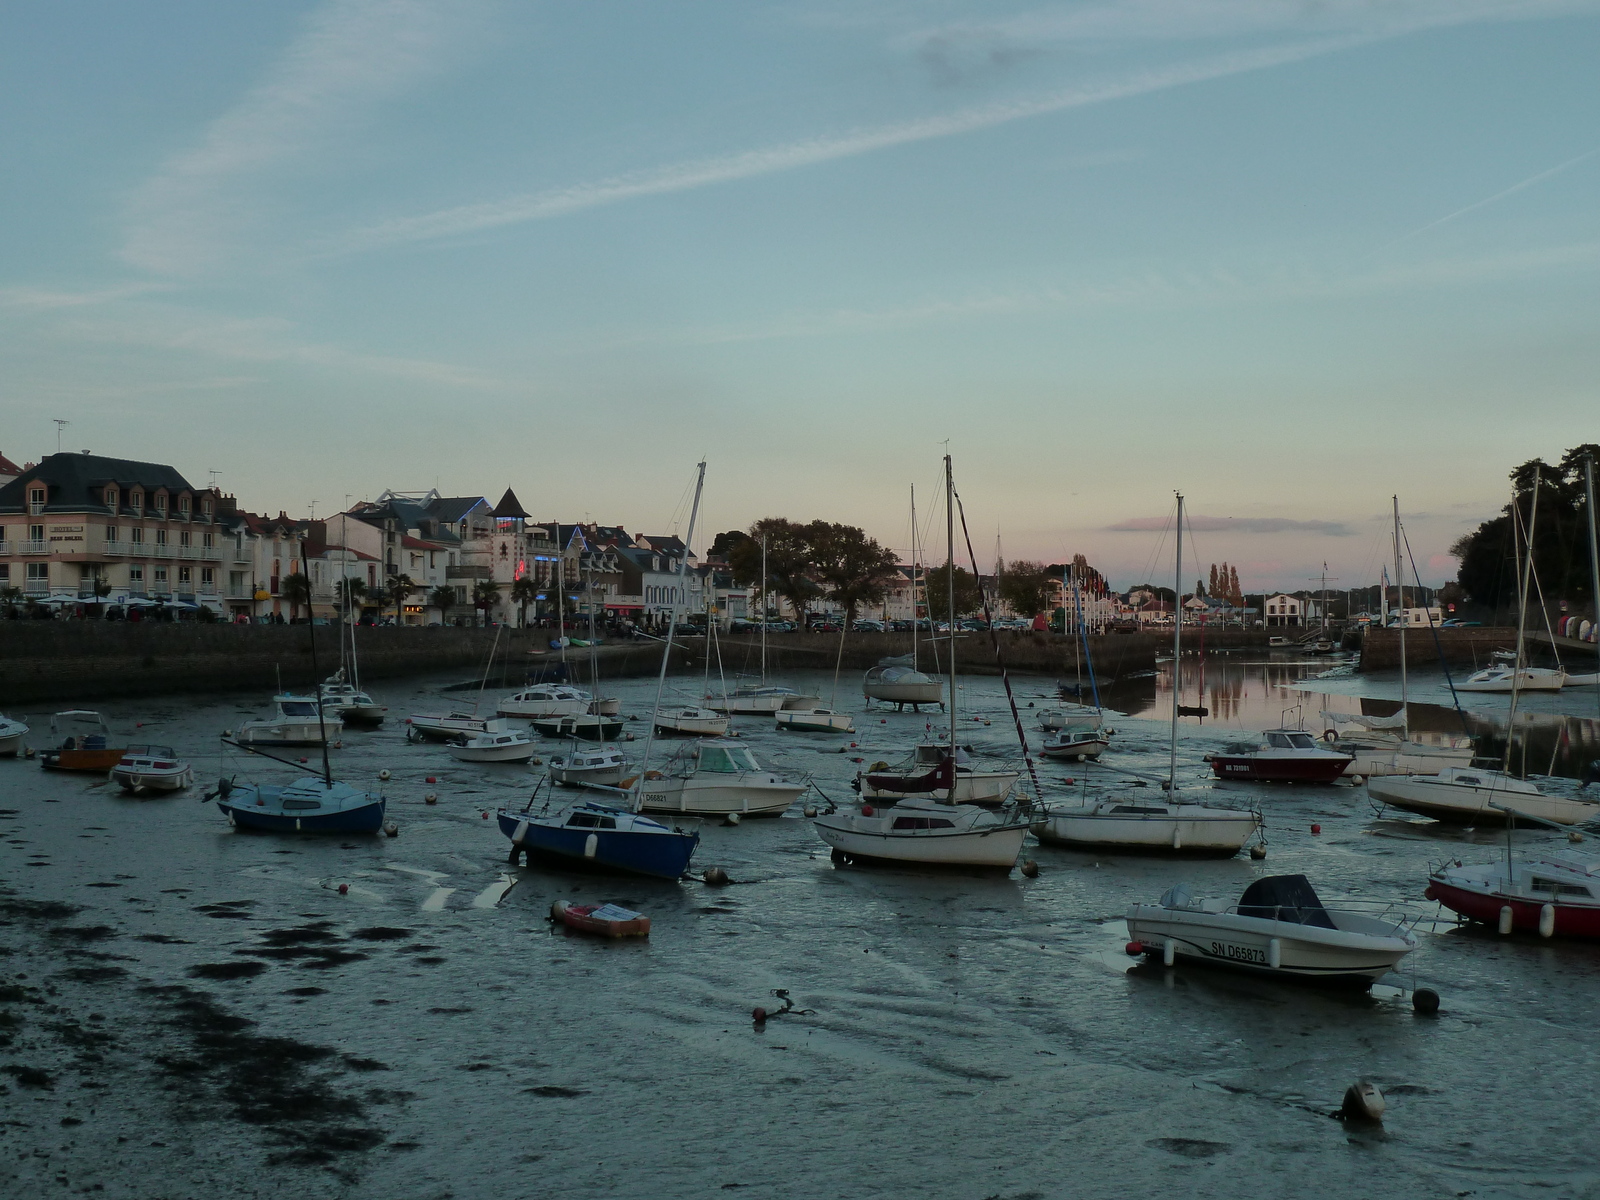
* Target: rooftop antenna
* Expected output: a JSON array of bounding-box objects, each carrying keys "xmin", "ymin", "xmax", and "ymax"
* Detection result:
[
  {"xmin": 208, "ymin": 469, "xmax": 221, "ymax": 490},
  {"xmin": 53, "ymin": 419, "xmax": 70, "ymax": 453}
]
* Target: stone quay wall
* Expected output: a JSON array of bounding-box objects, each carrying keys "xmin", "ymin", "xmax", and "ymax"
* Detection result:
[{"xmin": 1358, "ymin": 627, "xmax": 1519, "ymax": 671}]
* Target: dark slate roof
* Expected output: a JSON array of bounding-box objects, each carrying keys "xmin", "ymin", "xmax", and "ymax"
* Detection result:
[
  {"xmin": 427, "ymin": 496, "xmax": 489, "ymax": 525},
  {"xmin": 0, "ymin": 452, "xmax": 200, "ymax": 517},
  {"xmin": 640, "ymin": 534, "xmax": 688, "ymax": 555},
  {"xmin": 491, "ymin": 488, "xmax": 530, "ymax": 519}
]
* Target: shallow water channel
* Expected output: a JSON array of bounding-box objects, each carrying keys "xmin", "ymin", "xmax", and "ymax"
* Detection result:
[{"xmin": 3, "ymin": 656, "xmax": 1600, "ymax": 1199}]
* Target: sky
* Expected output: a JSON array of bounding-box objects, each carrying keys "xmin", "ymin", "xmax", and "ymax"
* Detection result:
[{"xmin": 3, "ymin": 0, "xmax": 1598, "ymax": 593}]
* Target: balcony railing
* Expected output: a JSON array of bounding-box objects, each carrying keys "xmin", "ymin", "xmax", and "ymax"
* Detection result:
[
  {"xmin": 20, "ymin": 541, "xmax": 48, "ymax": 556},
  {"xmin": 446, "ymin": 565, "xmax": 492, "ymax": 580},
  {"xmin": 0, "ymin": 540, "xmax": 9, "ymax": 554},
  {"xmin": 103, "ymin": 540, "xmax": 127, "ymax": 555},
  {"xmin": 23, "ymin": 581, "xmax": 51, "ymax": 595}
]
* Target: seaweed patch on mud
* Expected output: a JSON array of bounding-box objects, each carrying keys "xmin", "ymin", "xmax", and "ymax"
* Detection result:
[{"xmin": 138, "ymin": 983, "xmax": 396, "ymax": 1168}]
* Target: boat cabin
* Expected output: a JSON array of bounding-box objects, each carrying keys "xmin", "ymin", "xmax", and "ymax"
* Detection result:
[{"xmin": 1263, "ymin": 731, "xmax": 1319, "ymax": 751}]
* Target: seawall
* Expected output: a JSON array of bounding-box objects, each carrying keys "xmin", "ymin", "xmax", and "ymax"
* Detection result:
[
  {"xmin": 0, "ymin": 623, "xmax": 691, "ymax": 706},
  {"xmin": 1358, "ymin": 627, "xmax": 1518, "ymax": 671}
]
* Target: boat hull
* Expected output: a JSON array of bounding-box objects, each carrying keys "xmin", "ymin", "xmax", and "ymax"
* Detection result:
[
  {"xmin": 775, "ymin": 710, "xmax": 856, "ymax": 733},
  {"xmin": 111, "ymin": 766, "xmax": 194, "ymax": 793},
  {"xmin": 1039, "ymin": 736, "xmax": 1109, "ymax": 761},
  {"xmin": 708, "ymin": 695, "xmax": 786, "ymax": 714},
  {"xmin": 1031, "ymin": 810, "xmax": 1256, "ymax": 856},
  {"xmin": 235, "ymin": 720, "xmax": 342, "ymax": 747},
  {"xmin": 1425, "ymin": 879, "xmax": 1600, "ymax": 938},
  {"xmin": 861, "ymin": 769, "xmax": 1019, "ymax": 806},
  {"xmin": 498, "ymin": 811, "xmax": 697, "ymax": 879},
  {"xmin": 1208, "ymin": 754, "xmax": 1350, "ymax": 783},
  {"xmin": 814, "ymin": 818, "xmax": 1027, "ymax": 869},
  {"xmin": 444, "ymin": 743, "xmax": 535, "ymax": 763},
  {"xmin": 653, "ymin": 717, "xmax": 730, "ymax": 737},
  {"xmin": 1125, "ymin": 905, "xmax": 1413, "ymax": 986},
  {"xmin": 40, "ymin": 748, "xmax": 126, "ymax": 771},
  {"xmin": 638, "ymin": 776, "xmax": 805, "ymax": 817},
  {"xmin": 219, "ymin": 794, "xmax": 386, "ymax": 834},
  {"xmin": 1367, "ymin": 776, "xmax": 1598, "ymax": 825},
  {"xmin": 530, "ymin": 715, "xmax": 624, "ymax": 740},
  {"xmin": 863, "ymin": 682, "xmax": 944, "ymax": 705}
]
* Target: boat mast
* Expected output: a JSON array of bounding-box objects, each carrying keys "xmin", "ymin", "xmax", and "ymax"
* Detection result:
[
  {"xmin": 947, "ymin": 453, "xmax": 957, "ymax": 748},
  {"xmin": 635, "ymin": 461, "xmax": 706, "ymax": 812},
  {"xmin": 299, "ymin": 536, "xmax": 332, "ymax": 788},
  {"xmin": 1169, "ymin": 493, "xmax": 1183, "ymax": 798},
  {"xmin": 1587, "ymin": 454, "xmax": 1600, "ymax": 719},
  {"xmin": 760, "ymin": 533, "xmax": 768, "ymax": 682},
  {"xmin": 1394, "ymin": 497, "xmax": 1408, "ymax": 742},
  {"xmin": 910, "ymin": 485, "xmax": 919, "ymax": 672},
  {"xmin": 556, "ymin": 542, "xmax": 567, "ymax": 673},
  {"xmin": 1504, "ymin": 476, "xmax": 1541, "ymax": 775}
]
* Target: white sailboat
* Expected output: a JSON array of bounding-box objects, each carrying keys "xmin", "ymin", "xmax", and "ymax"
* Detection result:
[
  {"xmin": 863, "ymin": 485, "xmax": 945, "ymax": 710},
  {"xmin": 816, "ymin": 454, "xmax": 1029, "ymax": 868},
  {"xmin": 1033, "ymin": 492, "xmax": 1259, "ymax": 856},
  {"xmin": 777, "ymin": 611, "xmax": 856, "ymax": 733}
]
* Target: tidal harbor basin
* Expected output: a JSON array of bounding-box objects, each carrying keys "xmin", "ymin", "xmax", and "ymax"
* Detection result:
[{"xmin": 5, "ymin": 651, "xmax": 1600, "ymax": 1200}]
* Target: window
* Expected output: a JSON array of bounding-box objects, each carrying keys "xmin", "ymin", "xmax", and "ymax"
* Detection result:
[
  {"xmin": 203, "ymin": 532, "xmax": 213, "ymax": 549},
  {"xmin": 892, "ymin": 817, "xmax": 930, "ymax": 830},
  {"xmin": 180, "ymin": 531, "xmax": 192, "ymax": 547},
  {"xmin": 128, "ymin": 566, "xmax": 143, "ymax": 584},
  {"xmin": 281, "ymin": 799, "xmax": 323, "ymax": 811},
  {"xmin": 567, "ymin": 812, "xmax": 599, "ymax": 828},
  {"xmin": 201, "ymin": 568, "xmax": 214, "ymax": 586},
  {"xmin": 201, "ymin": 498, "xmax": 213, "ymax": 518},
  {"xmin": 26, "ymin": 563, "xmax": 48, "ymax": 581},
  {"xmin": 0, "ymin": 565, "xmax": 7, "ymax": 581},
  {"xmin": 29, "ymin": 523, "xmax": 44, "ymax": 544},
  {"xmin": 106, "ymin": 526, "xmax": 119, "ymax": 543},
  {"xmin": 130, "ymin": 490, "xmax": 143, "ymax": 514},
  {"xmin": 155, "ymin": 529, "xmax": 168, "ymax": 546},
  {"xmin": 28, "ymin": 486, "xmax": 46, "ymax": 514},
  {"xmin": 104, "ymin": 487, "xmax": 118, "ymax": 509},
  {"xmin": 131, "ymin": 527, "xmax": 144, "ymax": 544},
  {"xmin": 178, "ymin": 496, "xmax": 191, "ymax": 518},
  {"xmin": 178, "ymin": 566, "xmax": 192, "ymax": 585},
  {"xmin": 154, "ymin": 493, "xmax": 167, "ymax": 516},
  {"xmin": 154, "ymin": 567, "xmax": 168, "ymax": 585},
  {"xmin": 1532, "ymin": 878, "xmax": 1593, "ymax": 897}
]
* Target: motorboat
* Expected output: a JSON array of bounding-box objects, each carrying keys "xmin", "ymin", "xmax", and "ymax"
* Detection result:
[
  {"xmin": 235, "ymin": 695, "xmax": 343, "ymax": 747},
  {"xmin": 652, "ymin": 707, "xmax": 729, "ymax": 737},
  {"xmin": 705, "ymin": 690, "xmax": 786, "ymax": 715},
  {"xmin": 633, "ymin": 739, "xmax": 807, "ymax": 817},
  {"xmin": 589, "ymin": 697, "xmax": 622, "ymax": 717},
  {"xmin": 858, "ymin": 742, "xmax": 1019, "ymax": 806},
  {"xmin": 499, "ymin": 798, "xmax": 699, "ymax": 879},
  {"xmin": 498, "ymin": 684, "xmax": 592, "ymax": 719},
  {"xmin": 38, "ymin": 711, "xmax": 126, "ymax": 771},
  {"xmin": 211, "ymin": 775, "xmax": 387, "ymax": 834},
  {"xmin": 445, "ymin": 722, "xmax": 537, "ymax": 763},
  {"xmin": 1206, "ymin": 729, "xmax": 1352, "ymax": 783},
  {"xmin": 1318, "ymin": 712, "xmax": 1475, "ymax": 777},
  {"xmin": 1038, "ymin": 707, "xmax": 1101, "ymax": 732},
  {"xmin": 529, "ymin": 712, "xmax": 624, "ymax": 741},
  {"xmin": 813, "ymin": 789, "xmax": 1029, "ymax": 870},
  {"xmin": 1039, "ymin": 716, "xmax": 1110, "ymax": 762},
  {"xmin": 1456, "ymin": 665, "xmax": 1566, "ymax": 693},
  {"xmin": 405, "ymin": 711, "xmax": 492, "ymax": 741},
  {"xmin": 1367, "ymin": 767, "xmax": 1599, "ymax": 826},
  {"xmin": 775, "ymin": 708, "xmax": 856, "ymax": 734},
  {"xmin": 318, "ymin": 670, "xmax": 386, "ymax": 726},
  {"xmin": 1032, "ymin": 796, "xmax": 1259, "ymax": 856},
  {"xmin": 549, "ymin": 745, "xmax": 628, "ymax": 788},
  {"xmin": 863, "ymin": 657, "xmax": 943, "ymax": 710},
  {"xmin": 0, "ymin": 714, "xmax": 29, "ymax": 757},
  {"xmin": 1125, "ymin": 874, "xmax": 1417, "ymax": 987},
  {"xmin": 109, "ymin": 745, "xmax": 194, "ymax": 794},
  {"xmin": 1427, "ymin": 849, "xmax": 1600, "ymax": 938}
]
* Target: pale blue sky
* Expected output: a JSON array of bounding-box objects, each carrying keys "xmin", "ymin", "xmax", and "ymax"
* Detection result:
[{"xmin": 3, "ymin": 1, "xmax": 1598, "ymax": 591}]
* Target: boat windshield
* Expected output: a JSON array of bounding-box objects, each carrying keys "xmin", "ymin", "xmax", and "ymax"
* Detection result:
[
  {"xmin": 280, "ymin": 701, "xmax": 318, "ymax": 717},
  {"xmin": 1266, "ymin": 732, "xmax": 1317, "ymax": 750},
  {"xmin": 699, "ymin": 746, "xmax": 761, "ymax": 773}
]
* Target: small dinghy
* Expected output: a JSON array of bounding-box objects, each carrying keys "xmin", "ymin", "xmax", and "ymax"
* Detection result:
[
  {"xmin": 550, "ymin": 900, "xmax": 650, "ymax": 938},
  {"xmin": 1126, "ymin": 874, "xmax": 1416, "ymax": 987},
  {"xmin": 109, "ymin": 745, "xmax": 194, "ymax": 794},
  {"xmin": 406, "ymin": 711, "xmax": 492, "ymax": 741}
]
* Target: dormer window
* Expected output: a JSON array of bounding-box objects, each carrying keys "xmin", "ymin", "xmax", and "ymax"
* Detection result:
[
  {"xmin": 154, "ymin": 493, "xmax": 168, "ymax": 517},
  {"xmin": 178, "ymin": 495, "xmax": 191, "ymax": 518},
  {"xmin": 104, "ymin": 487, "xmax": 119, "ymax": 510},
  {"xmin": 201, "ymin": 497, "xmax": 213, "ymax": 518},
  {"xmin": 130, "ymin": 490, "xmax": 143, "ymax": 514},
  {"xmin": 28, "ymin": 486, "xmax": 46, "ymax": 514}
]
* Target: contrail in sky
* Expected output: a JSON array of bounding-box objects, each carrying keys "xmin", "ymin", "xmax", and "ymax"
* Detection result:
[{"xmin": 1385, "ymin": 146, "xmax": 1600, "ymax": 246}]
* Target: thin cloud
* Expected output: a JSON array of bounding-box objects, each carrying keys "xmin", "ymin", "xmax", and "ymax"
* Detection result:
[
  {"xmin": 1109, "ymin": 515, "xmax": 1354, "ymax": 535},
  {"xmin": 1384, "ymin": 146, "xmax": 1600, "ymax": 247},
  {"xmin": 0, "ymin": 283, "xmax": 170, "ymax": 309},
  {"xmin": 338, "ymin": 36, "xmax": 1367, "ymax": 252},
  {"xmin": 121, "ymin": 0, "xmax": 480, "ymax": 276}
]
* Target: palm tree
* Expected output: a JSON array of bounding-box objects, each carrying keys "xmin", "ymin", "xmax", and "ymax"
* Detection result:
[
  {"xmin": 280, "ymin": 572, "xmax": 313, "ymax": 622},
  {"xmin": 510, "ymin": 576, "xmax": 539, "ymax": 627},
  {"xmin": 429, "ymin": 585, "xmax": 458, "ymax": 626},
  {"xmin": 90, "ymin": 577, "xmax": 113, "ymax": 618},
  {"xmin": 472, "ymin": 579, "xmax": 502, "ymax": 627},
  {"xmin": 336, "ymin": 577, "xmax": 366, "ymax": 621},
  {"xmin": 387, "ymin": 574, "xmax": 416, "ymax": 625},
  {"xmin": 0, "ymin": 585, "xmax": 23, "ymax": 619}
]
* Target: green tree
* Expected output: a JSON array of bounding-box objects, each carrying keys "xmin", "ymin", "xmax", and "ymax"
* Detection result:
[
  {"xmin": 998, "ymin": 559, "xmax": 1051, "ymax": 617},
  {"xmin": 510, "ymin": 575, "xmax": 539, "ymax": 627},
  {"xmin": 924, "ymin": 562, "xmax": 980, "ymax": 623},
  {"xmin": 387, "ymin": 574, "xmax": 416, "ymax": 624},
  {"xmin": 709, "ymin": 529, "xmax": 752, "ymax": 558},
  {"xmin": 810, "ymin": 522, "xmax": 901, "ymax": 627},
  {"xmin": 280, "ymin": 572, "xmax": 312, "ymax": 622},
  {"xmin": 90, "ymin": 576, "xmax": 112, "ymax": 617},
  {"xmin": 726, "ymin": 518, "xmax": 822, "ymax": 625},
  {"xmin": 430, "ymin": 585, "xmax": 458, "ymax": 625},
  {"xmin": 472, "ymin": 578, "xmax": 502, "ymax": 626},
  {"xmin": 0, "ymin": 585, "xmax": 23, "ymax": 618},
  {"xmin": 335, "ymin": 577, "xmax": 366, "ymax": 619}
]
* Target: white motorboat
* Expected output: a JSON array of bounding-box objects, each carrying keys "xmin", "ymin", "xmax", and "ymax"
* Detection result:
[
  {"xmin": 863, "ymin": 658, "xmax": 944, "ymax": 709},
  {"xmin": 236, "ymin": 695, "xmax": 342, "ymax": 747},
  {"xmin": 498, "ymin": 684, "xmax": 593, "ymax": 719},
  {"xmin": 1039, "ymin": 721, "xmax": 1109, "ymax": 761},
  {"xmin": 0, "ymin": 714, "xmax": 28, "ymax": 757},
  {"xmin": 1318, "ymin": 712, "xmax": 1474, "ymax": 777},
  {"xmin": 633, "ymin": 739, "xmax": 807, "ymax": 817},
  {"xmin": 1032, "ymin": 796, "xmax": 1259, "ymax": 856},
  {"xmin": 814, "ymin": 794, "xmax": 1028, "ymax": 870},
  {"xmin": 445, "ymin": 721, "xmax": 537, "ymax": 763},
  {"xmin": 549, "ymin": 745, "xmax": 628, "ymax": 788},
  {"xmin": 1367, "ymin": 767, "xmax": 1599, "ymax": 826},
  {"xmin": 1038, "ymin": 706, "xmax": 1100, "ymax": 732},
  {"xmin": 109, "ymin": 745, "xmax": 194, "ymax": 794},
  {"xmin": 1126, "ymin": 875, "xmax": 1417, "ymax": 986},
  {"xmin": 652, "ymin": 707, "xmax": 729, "ymax": 737},
  {"xmin": 858, "ymin": 742, "xmax": 1019, "ymax": 806},
  {"xmin": 1206, "ymin": 729, "xmax": 1353, "ymax": 784},
  {"xmin": 405, "ymin": 710, "xmax": 491, "ymax": 741},
  {"xmin": 775, "ymin": 708, "xmax": 856, "ymax": 734},
  {"xmin": 1457, "ymin": 665, "xmax": 1566, "ymax": 693},
  {"xmin": 319, "ymin": 671, "xmax": 386, "ymax": 726},
  {"xmin": 706, "ymin": 691, "xmax": 787, "ymax": 715},
  {"xmin": 589, "ymin": 697, "xmax": 622, "ymax": 717}
]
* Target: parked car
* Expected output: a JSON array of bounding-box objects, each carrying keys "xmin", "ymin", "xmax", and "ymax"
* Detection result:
[{"xmin": 852, "ymin": 619, "xmax": 885, "ymax": 632}]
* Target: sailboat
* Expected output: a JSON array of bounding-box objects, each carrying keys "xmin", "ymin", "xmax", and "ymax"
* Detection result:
[
  {"xmin": 776, "ymin": 618, "xmax": 856, "ymax": 733},
  {"xmin": 211, "ymin": 542, "xmax": 386, "ymax": 834},
  {"xmin": 816, "ymin": 455, "xmax": 1031, "ymax": 869},
  {"xmin": 1369, "ymin": 478, "xmax": 1599, "ymax": 825},
  {"xmin": 1040, "ymin": 574, "xmax": 1111, "ymax": 761},
  {"xmin": 863, "ymin": 486, "xmax": 944, "ymax": 710},
  {"xmin": 319, "ymin": 584, "xmax": 385, "ymax": 725},
  {"xmin": 495, "ymin": 463, "xmax": 710, "ymax": 878},
  {"xmin": 1033, "ymin": 492, "xmax": 1261, "ymax": 856},
  {"xmin": 708, "ymin": 537, "xmax": 818, "ymax": 713}
]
